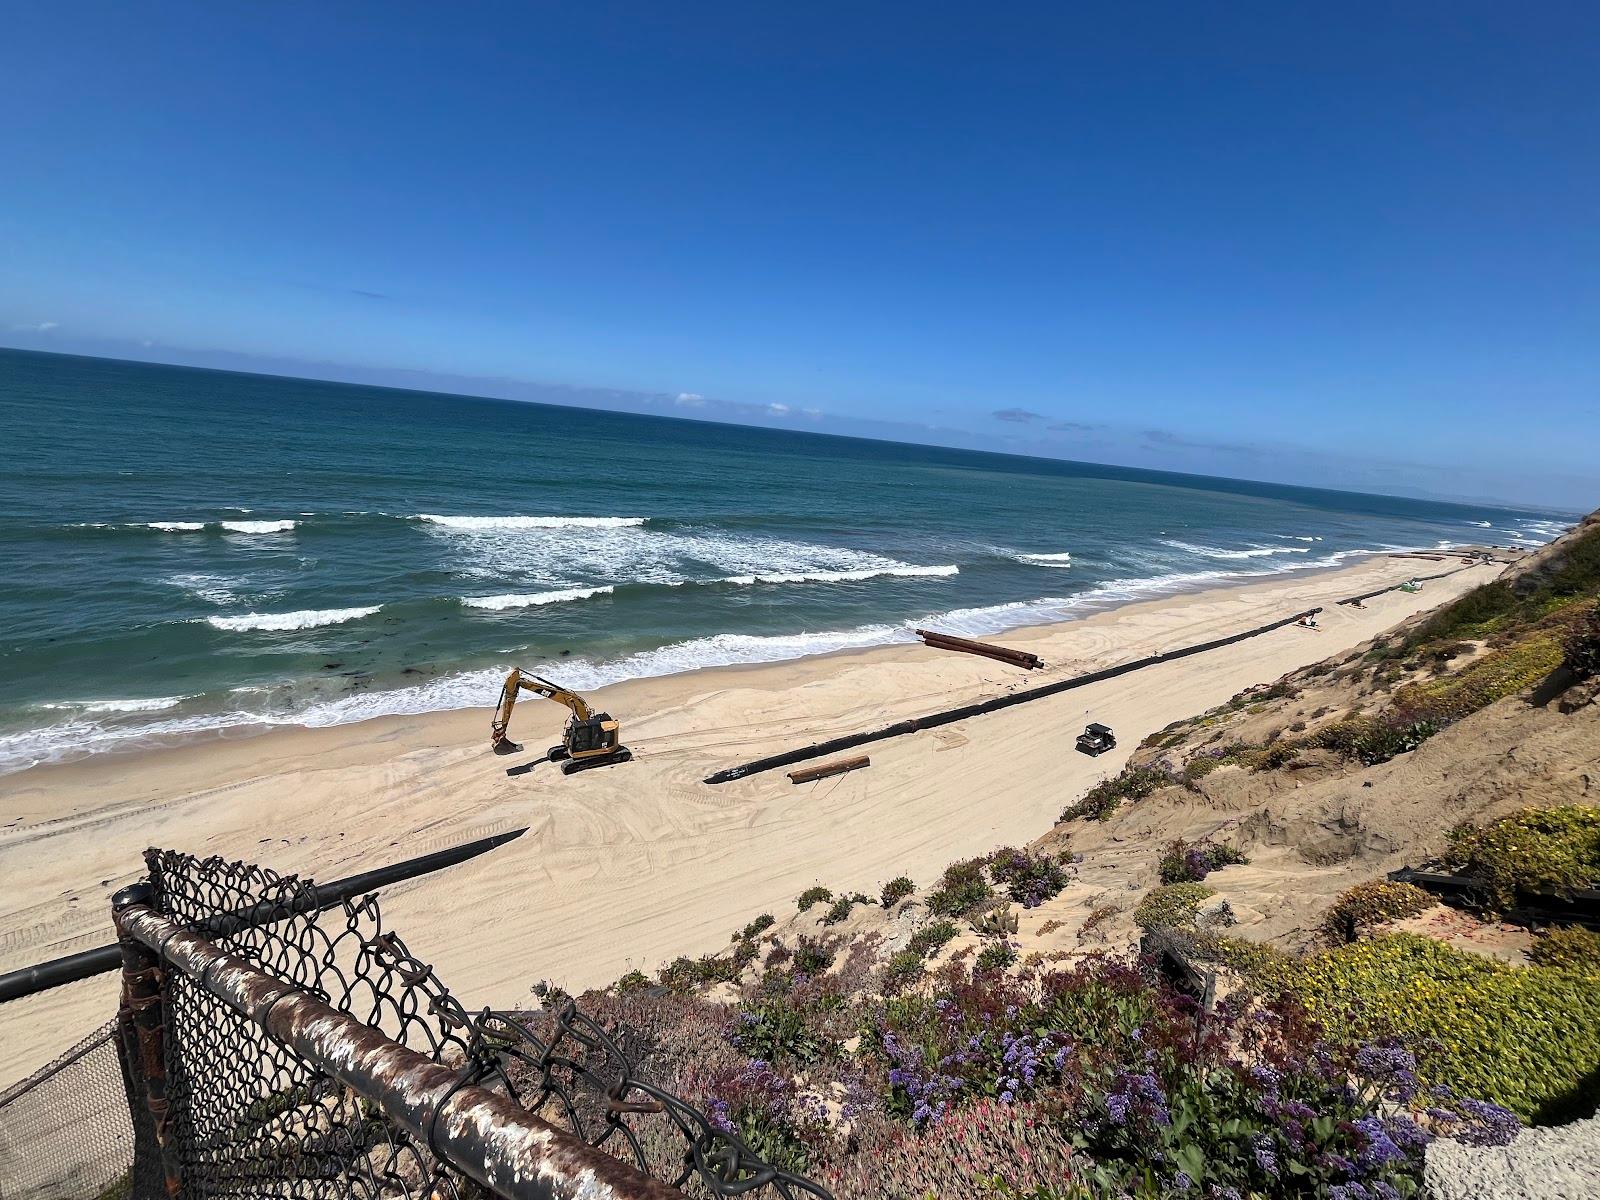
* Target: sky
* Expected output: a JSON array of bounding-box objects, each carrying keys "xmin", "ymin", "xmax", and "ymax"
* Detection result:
[{"xmin": 2, "ymin": 3, "xmax": 1596, "ymax": 511}]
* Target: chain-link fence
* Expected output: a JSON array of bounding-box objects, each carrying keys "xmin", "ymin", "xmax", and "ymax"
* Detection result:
[
  {"xmin": 0, "ymin": 1019, "xmax": 160, "ymax": 1200},
  {"xmin": 107, "ymin": 848, "xmax": 830, "ymax": 1200}
]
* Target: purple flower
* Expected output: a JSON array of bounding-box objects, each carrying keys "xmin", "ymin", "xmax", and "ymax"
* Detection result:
[
  {"xmin": 1450, "ymin": 1098, "xmax": 1521, "ymax": 1148},
  {"xmin": 1253, "ymin": 1134, "xmax": 1279, "ymax": 1176},
  {"xmin": 1172, "ymin": 1171, "xmax": 1193, "ymax": 1191},
  {"xmin": 1104, "ymin": 1070, "xmax": 1171, "ymax": 1129},
  {"xmin": 1248, "ymin": 1063, "xmax": 1282, "ymax": 1097},
  {"xmin": 1356, "ymin": 1039, "xmax": 1420, "ymax": 1103},
  {"xmin": 1353, "ymin": 1116, "xmax": 1407, "ymax": 1169}
]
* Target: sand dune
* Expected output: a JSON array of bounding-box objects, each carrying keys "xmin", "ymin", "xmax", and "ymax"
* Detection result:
[{"xmin": 0, "ymin": 554, "xmax": 1499, "ymax": 1083}]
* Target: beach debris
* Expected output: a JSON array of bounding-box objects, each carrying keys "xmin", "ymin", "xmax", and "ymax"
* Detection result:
[
  {"xmin": 914, "ymin": 628, "xmax": 1044, "ymax": 670},
  {"xmin": 786, "ymin": 754, "xmax": 870, "ymax": 785}
]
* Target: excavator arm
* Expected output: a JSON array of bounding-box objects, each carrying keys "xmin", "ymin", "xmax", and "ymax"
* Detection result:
[{"xmin": 490, "ymin": 667, "xmax": 595, "ymax": 753}]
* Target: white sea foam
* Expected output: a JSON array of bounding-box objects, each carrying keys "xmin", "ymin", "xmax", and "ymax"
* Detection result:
[
  {"xmin": 167, "ymin": 573, "xmax": 244, "ymax": 605},
  {"xmin": 220, "ymin": 519, "xmax": 297, "ymax": 534},
  {"xmin": 147, "ymin": 521, "xmax": 206, "ymax": 532},
  {"xmin": 417, "ymin": 514, "xmax": 645, "ymax": 529},
  {"xmin": 716, "ymin": 564, "xmax": 958, "ymax": 586},
  {"xmin": 1469, "ymin": 521, "xmax": 1493, "ymax": 528},
  {"xmin": 462, "ymin": 586, "xmax": 615, "ymax": 610},
  {"xmin": 1163, "ymin": 539, "xmax": 1309, "ymax": 560},
  {"xmin": 1014, "ymin": 551, "xmax": 1074, "ymax": 568},
  {"xmin": 205, "ymin": 606, "xmax": 380, "ymax": 632},
  {"xmin": 39, "ymin": 696, "xmax": 189, "ymax": 714}
]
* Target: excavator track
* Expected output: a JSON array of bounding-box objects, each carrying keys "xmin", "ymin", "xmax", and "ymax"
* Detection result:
[{"xmin": 559, "ymin": 748, "xmax": 632, "ymax": 775}]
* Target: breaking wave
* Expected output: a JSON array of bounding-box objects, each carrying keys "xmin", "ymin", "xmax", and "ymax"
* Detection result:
[
  {"xmin": 462, "ymin": 586, "xmax": 615, "ymax": 610},
  {"xmin": 716, "ymin": 564, "xmax": 958, "ymax": 586},
  {"xmin": 1163, "ymin": 539, "xmax": 1309, "ymax": 560},
  {"xmin": 1014, "ymin": 551, "xmax": 1073, "ymax": 568},
  {"xmin": 204, "ymin": 606, "xmax": 381, "ymax": 632},
  {"xmin": 71, "ymin": 518, "xmax": 299, "ymax": 534},
  {"xmin": 417, "ymin": 514, "xmax": 645, "ymax": 529},
  {"xmin": 38, "ymin": 696, "xmax": 190, "ymax": 714},
  {"xmin": 220, "ymin": 519, "xmax": 297, "ymax": 534}
]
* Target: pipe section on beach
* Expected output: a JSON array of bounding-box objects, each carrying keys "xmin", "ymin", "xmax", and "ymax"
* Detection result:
[
  {"xmin": 1336, "ymin": 565, "xmax": 1466, "ymax": 607},
  {"xmin": 704, "ymin": 607, "xmax": 1322, "ymax": 785}
]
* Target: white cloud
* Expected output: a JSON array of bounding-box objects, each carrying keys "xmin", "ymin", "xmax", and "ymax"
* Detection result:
[
  {"xmin": 767, "ymin": 403, "xmax": 790, "ymax": 415},
  {"xmin": 802, "ymin": 407, "xmax": 822, "ymax": 419},
  {"xmin": 674, "ymin": 392, "xmax": 705, "ymax": 407},
  {"xmin": 10, "ymin": 321, "xmax": 58, "ymax": 332}
]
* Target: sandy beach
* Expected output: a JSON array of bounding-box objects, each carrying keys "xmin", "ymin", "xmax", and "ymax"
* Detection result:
[{"xmin": 0, "ymin": 553, "xmax": 1500, "ymax": 1084}]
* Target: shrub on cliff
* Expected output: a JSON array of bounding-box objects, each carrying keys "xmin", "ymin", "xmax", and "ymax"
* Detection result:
[
  {"xmin": 1529, "ymin": 925, "xmax": 1600, "ymax": 971},
  {"xmin": 926, "ymin": 858, "xmax": 995, "ymax": 917},
  {"xmin": 735, "ymin": 913, "xmax": 775, "ymax": 941},
  {"xmin": 1564, "ymin": 602, "xmax": 1600, "ymax": 679},
  {"xmin": 1443, "ymin": 805, "xmax": 1600, "ymax": 908},
  {"xmin": 822, "ymin": 893, "xmax": 873, "ymax": 925},
  {"xmin": 988, "ymin": 847, "xmax": 1072, "ymax": 908},
  {"xmin": 796, "ymin": 886, "xmax": 833, "ymax": 912},
  {"xmin": 1133, "ymin": 883, "xmax": 1213, "ymax": 930},
  {"xmin": 1157, "ymin": 839, "xmax": 1248, "ymax": 885},
  {"xmin": 879, "ymin": 875, "xmax": 915, "ymax": 908},
  {"xmin": 1324, "ymin": 880, "xmax": 1434, "ymax": 942},
  {"xmin": 1293, "ymin": 933, "xmax": 1600, "ymax": 1123},
  {"xmin": 1059, "ymin": 766, "xmax": 1175, "ymax": 823}
]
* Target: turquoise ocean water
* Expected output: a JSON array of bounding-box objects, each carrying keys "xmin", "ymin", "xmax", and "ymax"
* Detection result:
[{"xmin": 0, "ymin": 349, "xmax": 1574, "ymax": 775}]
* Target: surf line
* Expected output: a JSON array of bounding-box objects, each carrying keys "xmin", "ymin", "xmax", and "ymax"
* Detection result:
[{"xmin": 703, "ymin": 607, "xmax": 1323, "ymax": 785}]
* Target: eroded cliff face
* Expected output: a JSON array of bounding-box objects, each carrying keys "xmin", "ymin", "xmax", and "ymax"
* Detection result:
[{"xmin": 1036, "ymin": 509, "xmax": 1600, "ymax": 954}]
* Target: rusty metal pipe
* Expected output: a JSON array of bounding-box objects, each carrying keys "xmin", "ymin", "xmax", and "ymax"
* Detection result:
[
  {"xmin": 115, "ymin": 904, "xmax": 681, "ymax": 1200},
  {"xmin": 113, "ymin": 883, "xmax": 184, "ymax": 1199}
]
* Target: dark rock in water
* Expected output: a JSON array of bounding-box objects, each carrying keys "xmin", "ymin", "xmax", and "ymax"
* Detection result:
[
  {"xmin": 560, "ymin": 649, "xmax": 572, "ymax": 657},
  {"xmin": 402, "ymin": 667, "xmax": 422, "ymax": 675},
  {"xmin": 323, "ymin": 662, "xmax": 343, "ymax": 670}
]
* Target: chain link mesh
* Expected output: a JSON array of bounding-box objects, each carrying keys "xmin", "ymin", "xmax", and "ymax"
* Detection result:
[
  {"xmin": 140, "ymin": 849, "xmax": 831, "ymax": 1199},
  {"xmin": 0, "ymin": 1020, "xmax": 158, "ymax": 1200}
]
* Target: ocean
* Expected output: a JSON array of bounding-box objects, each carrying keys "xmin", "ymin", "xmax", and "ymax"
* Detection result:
[{"xmin": 0, "ymin": 349, "xmax": 1574, "ymax": 776}]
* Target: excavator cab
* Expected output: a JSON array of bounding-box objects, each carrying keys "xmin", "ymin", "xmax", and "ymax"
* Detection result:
[
  {"xmin": 551, "ymin": 713, "xmax": 622, "ymax": 761},
  {"xmin": 491, "ymin": 668, "xmax": 632, "ymax": 775}
]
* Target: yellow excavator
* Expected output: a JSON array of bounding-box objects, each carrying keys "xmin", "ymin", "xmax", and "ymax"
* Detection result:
[{"xmin": 490, "ymin": 668, "xmax": 632, "ymax": 774}]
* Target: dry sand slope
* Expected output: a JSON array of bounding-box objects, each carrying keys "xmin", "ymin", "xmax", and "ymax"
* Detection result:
[{"xmin": 0, "ymin": 555, "xmax": 1497, "ymax": 1082}]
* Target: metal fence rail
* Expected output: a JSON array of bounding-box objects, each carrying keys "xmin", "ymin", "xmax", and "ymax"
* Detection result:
[{"xmin": 102, "ymin": 849, "xmax": 830, "ymax": 1200}]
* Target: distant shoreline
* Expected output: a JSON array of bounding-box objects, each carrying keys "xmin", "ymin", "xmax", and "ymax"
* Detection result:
[{"xmin": 0, "ymin": 544, "xmax": 1494, "ymax": 781}]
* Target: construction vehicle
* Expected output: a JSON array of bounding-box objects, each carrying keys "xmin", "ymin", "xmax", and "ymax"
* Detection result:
[
  {"xmin": 1075, "ymin": 722, "xmax": 1116, "ymax": 756},
  {"xmin": 490, "ymin": 668, "xmax": 632, "ymax": 774}
]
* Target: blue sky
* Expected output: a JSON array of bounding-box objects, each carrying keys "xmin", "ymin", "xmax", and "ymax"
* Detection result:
[{"xmin": 2, "ymin": 3, "xmax": 1596, "ymax": 510}]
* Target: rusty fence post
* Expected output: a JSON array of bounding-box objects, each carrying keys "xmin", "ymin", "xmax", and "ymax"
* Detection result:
[
  {"xmin": 113, "ymin": 882, "xmax": 184, "ymax": 1199},
  {"xmin": 116, "ymin": 903, "xmax": 685, "ymax": 1200}
]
